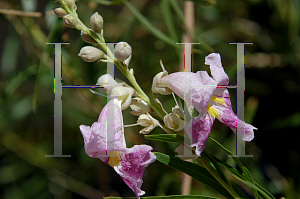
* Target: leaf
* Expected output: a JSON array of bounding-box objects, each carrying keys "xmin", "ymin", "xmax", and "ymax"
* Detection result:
[
  {"xmin": 208, "ymin": 137, "xmax": 278, "ymax": 199},
  {"xmin": 160, "ymin": 0, "xmax": 179, "ymax": 42},
  {"xmin": 122, "ymin": 0, "xmax": 178, "ymax": 48},
  {"xmin": 104, "ymin": 195, "xmax": 219, "ymax": 199},
  {"xmin": 212, "ymin": 155, "xmax": 275, "ymax": 199},
  {"xmin": 153, "ymin": 152, "xmax": 234, "ymax": 199},
  {"xmin": 144, "ymin": 134, "xmax": 184, "ymax": 143},
  {"xmin": 233, "ymin": 176, "xmax": 275, "ymax": 199}
]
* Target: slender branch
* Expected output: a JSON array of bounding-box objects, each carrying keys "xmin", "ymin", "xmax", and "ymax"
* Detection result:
[{"xmin": 0, "ymin": 9, "xmax": 42, "ymax": 17}]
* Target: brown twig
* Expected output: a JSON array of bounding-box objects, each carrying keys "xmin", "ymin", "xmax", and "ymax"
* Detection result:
[{"xmin": 0, "ymin": 8, "xmax": 42, "ymax": 17}]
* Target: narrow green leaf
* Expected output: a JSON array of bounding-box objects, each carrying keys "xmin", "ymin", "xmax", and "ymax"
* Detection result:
[
  {"xmin": 209, "ymin": 137, "xmax": 269, "ymax": 199},
  {"xmin": 233, "ymin": 176, "xmax": 275, "ymax": 199},
  {"xmin": 144, "ymin": 134, "xmax": 184, "ymax": 143},
  {"xmin": 201, "ymin": 151, "xmax": 229, "ymax": 184},
  {"xmin": 160, "ymin": 0, "xmax": 179, "ymax": 42},
  {"xmin": 105, "ymin": 195, "xmax": 219, "ymax": 199},
  {"xmin": 160, "ymin": 0, "xmax": 181, "ymax": 58},
  {"xmin": 122, "ymin": 0, "xmax": 178, "ymax": 48},
  {"xmin": 154, "ymin": 152, "xmax": 234, "ymax": 199},
  {"xmin": 212, "ymin": 155, "xmax": 275, "ymax": 199},
  {"xmin": 211, "ymin": 155, "xmax": 245, "ymax": 179}
]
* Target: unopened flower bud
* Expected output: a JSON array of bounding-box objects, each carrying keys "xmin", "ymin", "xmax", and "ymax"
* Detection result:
[
  {"xmin": 96, "ymin": 74, "xmax": 123, "ymax": 94},
  {"xmin": 78, "ymin": 46, "xmax": 104, "ymax": 62},
  {"xmin": 53, "ymin": 7, "xmax": 67, "ymax": 18},
  {"xmin": 63, "ymin": 14, "xmax": 78, "ymax": 28},
  {"xmin": 90, "ymin": 12, "xmax": 103, "ymax": 33},
  {"xmin": 81, "ymin": 30, "xmax": 96, "ymax": 43},
  {"xmin": 137, "ymin": 113, "xmax": 160, "ymax": 134},
  {"xmin": 114, "ymin": 42, "xmax": 132, "ymax": 62},
  {"xmin": 111, "ymin": 86, "xmax": 135, "ymax": 110},
  {"xmin": 130, "ymin": 98, "xmax": 151, "ymax": 116},
  {"xmin": 152, "ymin": 71, "xmax": 172, "ymax": 95},
  {"xmin": 64, "ymin": 0, "xmax": 76, "ymax": 11}
]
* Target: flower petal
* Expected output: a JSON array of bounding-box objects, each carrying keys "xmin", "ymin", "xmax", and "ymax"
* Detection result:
[
  {"xmin": 114, "ymin": 145, "xmax": 156, "ymax": 198},
  {"xmin": 190, "ymin": 71, "xmax": 217, "ymax": 117},
  {"xmin": 205, "ymin": 53, "xmax": 229, "ymax": 86},
  {"xmin": 186, "ymin": 113, "xmax": 215, "ymax": 156},
  {"xmin": 80, "ymin": 99, "xmax": 128, "ymax": 158},
  {"xmin": 205, "ymin": 53, "xmax": 229, "ymax": 96},
  {"xmin": 161, "ymin": 72, "xmax": 194, "ymax": 100},
  {"xmin": 209, "ymin": 91, "xmax": 256, "ymax": 141}
]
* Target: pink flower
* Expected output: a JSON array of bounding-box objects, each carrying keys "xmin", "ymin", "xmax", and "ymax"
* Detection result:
[
  {"xmin": 162, "ymin": 53, "xmax": 257, "ymax": 156},
  {"xmin": 80, "ymin": 99, "xmax": 156, "ymax": 198}
]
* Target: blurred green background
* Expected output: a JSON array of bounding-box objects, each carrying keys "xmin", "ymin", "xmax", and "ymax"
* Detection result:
[{"xmin": 0, "ymin": 0, "xmax": 299, "ymax": 198}]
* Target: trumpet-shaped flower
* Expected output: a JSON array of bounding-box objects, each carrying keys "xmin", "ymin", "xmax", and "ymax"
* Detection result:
[
  {"xmin": 161, "ymin": 53, "xmax": 257, "ymax": 156},
  {"xmin": 79, "ymin": 99, "xmax": 156, "ymax": 198}
]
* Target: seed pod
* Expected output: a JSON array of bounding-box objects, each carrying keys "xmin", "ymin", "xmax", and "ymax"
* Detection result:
[
  {"xmin": 81, "ymin": 30, "xmax": 96, "ymax": 43},
  {"xmin": 78, "ymin": 46, "xmax": 104, "ymax": 62},
  {"xmin": 53, "ymin": 7, "xmax": 67, "ymax": 18},
  {"xmin": 114, "ymin": 42, "xmax": 132, "ymax": 62},
  {"xmin": 63, "ymin": 14, "xmax": 78, "ymax": 28},
  {"xmin": 90, "ymin": 12, "xmax": 103, "ymax": 33}
]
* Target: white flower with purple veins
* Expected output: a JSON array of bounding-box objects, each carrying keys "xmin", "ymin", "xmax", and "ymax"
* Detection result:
[
  {"xmin": 79, "ymin": 99, "xmax": 156, "ymax": 198},
  {"xmin": 161, "ymin": 53, "xmax": 257, "ymax": 156}
]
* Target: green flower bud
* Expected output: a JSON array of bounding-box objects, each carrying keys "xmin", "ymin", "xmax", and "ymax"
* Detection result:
[
  {"xmin": 81, "ymin": 30, "xmax": 96, "ymax": 44},
  {"xmin": 78, "ymin": 46, "xmax": 104, "ymax": 62},
  {"xmin": 53, "ymin": 7, "xmax": 67, "ymax": 18},
  {"xmin": 63, "ymin": 14, "xmax": 78, "ymax": 28},
  {"xmin": 114, "ymin": 42, "xmax": 132, "ymax": 62},
  {"xmin": 90, "ymin": 12, "xmax": 103, "ymax": 33}
]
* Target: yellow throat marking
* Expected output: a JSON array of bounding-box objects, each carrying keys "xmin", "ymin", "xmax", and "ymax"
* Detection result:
[
  {"xmin": 207, "ymin": 104, "xmax": 220, "ymax": 118},
  {"xmin": 206, "ymin": 96, "xmax": 225, "ymax": 118},
  {"xmin": 210, "ymin": 96, "xmax": 225, "ymax": 105},
  {"xmin": 109, "ymin": 151, "xmax": 120, "ymax": 167}
]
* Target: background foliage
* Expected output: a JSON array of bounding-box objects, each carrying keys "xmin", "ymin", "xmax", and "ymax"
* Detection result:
[{"xmin": 0, "ymin": 0, "xmax": 299, "ymax": 198}]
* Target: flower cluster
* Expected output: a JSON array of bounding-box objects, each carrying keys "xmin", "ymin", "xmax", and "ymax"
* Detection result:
[{"xmin": 54, "ymin": 1, "xmax": 257, "ymax": 198}]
